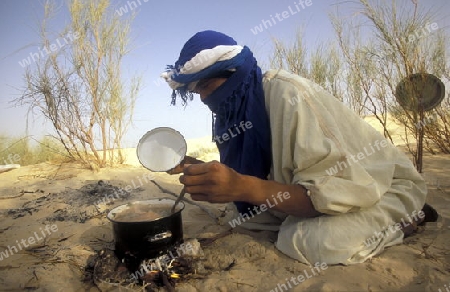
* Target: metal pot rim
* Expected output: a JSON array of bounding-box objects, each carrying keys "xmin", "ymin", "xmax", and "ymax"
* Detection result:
[{"xmin": 107, "ymin": 197, "xmax": 185, "ymax": 224}]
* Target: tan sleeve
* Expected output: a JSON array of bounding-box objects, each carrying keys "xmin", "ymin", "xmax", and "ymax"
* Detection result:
[{"xmin": 264, "ymin": 70, "xmax": 394, "ymax": 215}]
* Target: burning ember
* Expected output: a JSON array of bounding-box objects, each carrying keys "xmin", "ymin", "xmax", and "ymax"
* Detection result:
[{"xmin": 91, "ymin": 239, "xmax": 204, "ymax": 291}]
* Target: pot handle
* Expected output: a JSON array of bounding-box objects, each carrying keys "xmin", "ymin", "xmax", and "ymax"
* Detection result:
[{"xmin": 146, "ymin": 231, "xmax": 172, "ymax": 243}]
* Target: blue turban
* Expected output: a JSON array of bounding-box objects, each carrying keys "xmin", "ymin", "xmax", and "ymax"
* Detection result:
[{"xmin": 163, "ymin": 30, "xmax": 272, "ymax": 215}]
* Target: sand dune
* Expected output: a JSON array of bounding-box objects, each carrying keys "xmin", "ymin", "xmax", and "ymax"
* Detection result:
[{"xmin": 0, "ymin": 119, "xmax": 448, "ymax": 291}]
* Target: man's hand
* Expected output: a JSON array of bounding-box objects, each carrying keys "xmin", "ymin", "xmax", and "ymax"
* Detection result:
[
  {"xmin": 179, "ymin": 161, "xmax": 244, "ymax": 203},
  {"xmin": 179, "ymin": 161, "xmax": 321, "ymax": 218},
  {"xmin": 166, "ymin": 156, "xmax": 204, "ymax": 175}
]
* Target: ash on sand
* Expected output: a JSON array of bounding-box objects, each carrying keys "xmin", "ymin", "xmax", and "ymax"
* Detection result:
[
  {"xmin": 4, "ymin": 180, "xmax": 132, "ymax": 223},
  {"xmin": 88, "ymin": 239, "xmax": 207, "ymax": 292}
]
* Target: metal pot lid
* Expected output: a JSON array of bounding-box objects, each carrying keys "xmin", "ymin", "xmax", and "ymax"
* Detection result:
[
  {"xmin": 136, "ymin": 127, "xmax": 187, "ymax": 172},
  {"xmin": 395, "ymin": 73, "xmax": 445, "ymax": 112}
]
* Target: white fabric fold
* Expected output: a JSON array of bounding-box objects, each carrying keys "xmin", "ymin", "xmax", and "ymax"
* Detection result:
[
  {"xmin": 261, "ymin": 69, "xmax": 427, "ymax": 265},
  {"xmin": 160, "ymin": 45, "xmax": 243, "ymax": 90}
]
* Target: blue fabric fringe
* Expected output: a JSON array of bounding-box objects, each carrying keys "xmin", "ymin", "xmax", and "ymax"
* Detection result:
[{"xmin": 168, "ymin": 31, "xmax": 272, "ymax": 215}]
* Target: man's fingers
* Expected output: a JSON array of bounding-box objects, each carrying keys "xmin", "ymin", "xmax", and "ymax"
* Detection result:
[
  {"xmin": 180, "ymin": 168, "xmax": 218, "ymax": 186},
  {"xmin": 184, "ymin": 156, "xmax": 205, "ymax": 165},
  {"xmin": 183, "ymin": 162, "xmax": 210, "ymax": 175},
  {"xmin": 179, "ymin": 161, "xmax": 229, "ymax": 202},
  {"xmin": 184, "ymin": 183, "xmax": 215, "ymax": 195},
  {"xmin": 190, "ymin": 193, "xmax": 209, "ymax": 201},
  {"xmin": 183, "ymin": 160, "xmax": 221, "ymax": 175},
  {"xmin": 166, "ymin": 165, "xmax": 184, "ymax": 174},
  {"xmin": 165, "ymin": 156, "xmax": 203, "ymax": 175}
]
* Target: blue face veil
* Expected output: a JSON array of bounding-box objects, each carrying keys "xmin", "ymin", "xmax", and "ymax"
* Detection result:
[{"xmin": 163, "ymin": 30, "xmax": 272, "ymax": 215}]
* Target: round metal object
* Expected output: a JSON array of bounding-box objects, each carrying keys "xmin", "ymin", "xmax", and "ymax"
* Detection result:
[
  {"xmin": 107, "ymin": 198, "xmax": 185, "ymax": 260},
  {"xmin": 395, "ymin": 73, "xmax": 445, "ymax": 111},
  {"xmin": 136, "ymin": 127, "xmax": 187, "ymax": 172}
]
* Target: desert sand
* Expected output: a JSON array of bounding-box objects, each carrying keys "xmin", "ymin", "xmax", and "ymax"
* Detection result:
[{"xmin": 0, "ymin": 118, "xmax": 449, "ymax": 292}]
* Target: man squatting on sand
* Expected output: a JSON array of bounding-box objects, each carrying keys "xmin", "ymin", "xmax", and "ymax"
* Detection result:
[{"xmin": 161, "ymin": 30, "xmax": 436, "ymax": 265}]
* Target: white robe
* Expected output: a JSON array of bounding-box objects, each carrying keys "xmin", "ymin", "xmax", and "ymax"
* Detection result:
[{"xmin": 237, "ymin": 69, "xmax": 427, "ymax": 265}]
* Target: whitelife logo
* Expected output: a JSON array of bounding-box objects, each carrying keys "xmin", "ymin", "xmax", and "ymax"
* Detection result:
[
  {"xmin": 363, "ymin": 22, "xmax": 440, "ymax": 62},
  {"xmin": 94, "ymin": 173, "xmax": 155, "ymax": 206},
  {"xmin": 269, "ymin": 262, "xmax": 328, "ymax": 292},
  {"xmin": 214, "ymin": 121, "xmax": 253, "ymax": 144},
  {"xmin": 250, "ymin": 0, "xmax": 313, "ymax": 35},
  {"xmin": 115, "ymin": 0, "xmax": 149, "ymax": 16},
  {"xmin": 404, "ymin": 22, "xmax": 439, "ymax": 43},
  {"xmin": 325, "ymin": 139, "xmax": 389, "ymax": 176},
  {"xmin": 438, "ymin": 282, "xmax": 450, "ymax": 292},
  {"xmin": 18, "ymin": 32, "xmax": 80, "ymax": 68},
  {"xmin": 0, "ymin": 224, "xmax": 58, "ymax": 261},
  {"xmin": 228, "ymin": 192, "xmax": 291, "ymax": 228},
  {"xmin": 364, "ymin": 210, "xmax": 425, "ymax": 247},
  {"xmin": 129, "ymin": 242, "xmax": 193, "ymax": 281},
  {"xmin": 1, "ymin": 153, "xmax": 20, "ymax": 165}
]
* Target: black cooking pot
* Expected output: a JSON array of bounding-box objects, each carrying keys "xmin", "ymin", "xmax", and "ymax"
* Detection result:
[{"xmin": 107, "ymin": 198, "xmax": 185, "ymax": 261}]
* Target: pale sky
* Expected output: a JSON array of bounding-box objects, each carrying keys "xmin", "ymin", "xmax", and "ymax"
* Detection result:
[{"xmin": 0, "ymin": 0, "xmax": 448, "ymax": 147}]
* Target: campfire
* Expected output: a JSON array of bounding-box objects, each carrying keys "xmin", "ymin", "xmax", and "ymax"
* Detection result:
[
  {"xmin": 92, "ymin": 239, "xmax": 204, "ymax": 291},
  {"xmin": 82, "ymin": 179, "xmax": 224, "ymax": 291}
]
